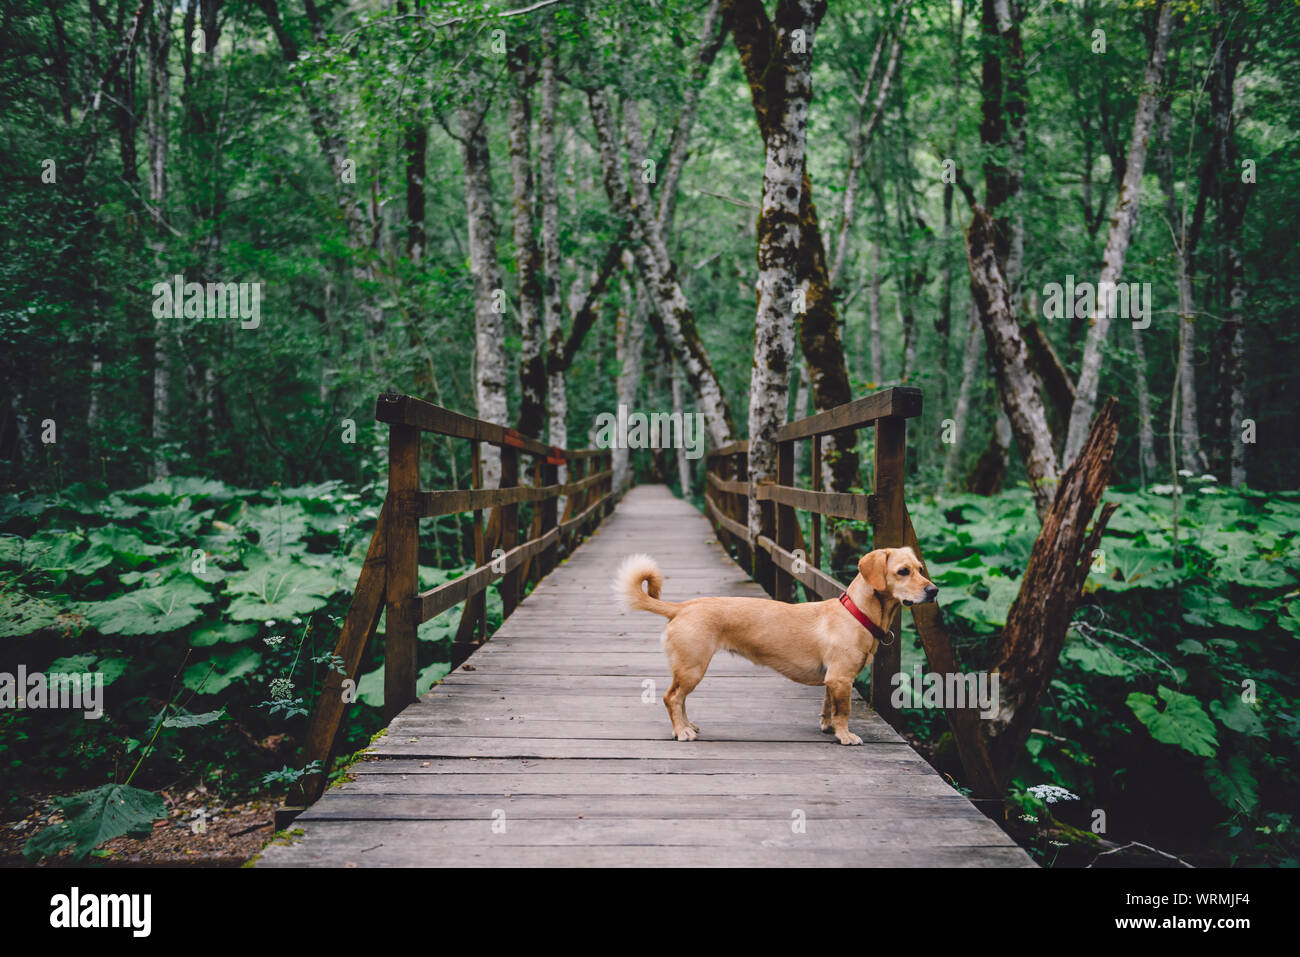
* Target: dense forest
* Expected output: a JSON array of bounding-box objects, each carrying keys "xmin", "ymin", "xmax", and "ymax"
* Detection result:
[{"xmin": 1, "ymin": 0, "xmax": 1297, "ymax": 867}]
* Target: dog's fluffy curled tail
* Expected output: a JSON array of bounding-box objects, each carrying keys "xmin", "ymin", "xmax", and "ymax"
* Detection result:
[{"xmin": 615, "ymin": 553, "xmax": 680, "ymax": 619}]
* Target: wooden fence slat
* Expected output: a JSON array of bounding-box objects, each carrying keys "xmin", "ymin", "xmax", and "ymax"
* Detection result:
[
  {"xmin": 868, "ymin": 416, "xmax": 907, "ymax": 730},
  {"xmin": 383, "ymin": 423, "xmax": 420, "ymax": 722},
  {"xmin": 755, "ymin": 484, "xmax": 873, "ymax": 522}
]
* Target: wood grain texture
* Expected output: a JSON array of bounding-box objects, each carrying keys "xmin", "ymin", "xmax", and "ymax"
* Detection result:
[{"xmin": 258, "ymin": 485, "xmax": 1032, "ymax": 868}]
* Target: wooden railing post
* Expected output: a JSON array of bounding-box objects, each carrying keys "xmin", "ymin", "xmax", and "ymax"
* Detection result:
[
  {"xmin": 540, "ymin": 451, "xmax": 560, "ymax": 577},
  {"xmin": 869, "ymin": 415, "xmax": 907, "ymax": 728},
  {"xmin": 384, "ymin": 422, "xmax": 420, "ymax": 722},
  {"xmin": 773, "ymin": 440, "xmax": 796, "ymax": 602},
  {"xmin": 500, "ymin": 443, "xmax": 520, "ymax": 618},
  {"xmin": 810, "ymin": 434, "xmax": 822, "ymax": 576}
]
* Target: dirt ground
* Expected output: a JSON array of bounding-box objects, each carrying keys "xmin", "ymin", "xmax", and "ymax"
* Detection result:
[{"xmin": 0, "ymin": 786, "xmax": 280, "ymax": 867}]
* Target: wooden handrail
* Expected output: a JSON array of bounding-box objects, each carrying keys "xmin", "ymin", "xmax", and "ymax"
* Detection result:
[
  {"xmin": 701, "ymin": 385, "xmax": 1000, "ymax": 799},
  {"xmin": 289, "ymin": 395, "xmax": 615, "ymax": 811},
  {"xmin": 773, "ymin": 386, "xmax": 921, "ymax": 442}
]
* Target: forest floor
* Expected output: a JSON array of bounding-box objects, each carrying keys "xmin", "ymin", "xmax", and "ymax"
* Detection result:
[{"xmin": 0, "ymin": 788, "xmax": 280, "ymax": 866}]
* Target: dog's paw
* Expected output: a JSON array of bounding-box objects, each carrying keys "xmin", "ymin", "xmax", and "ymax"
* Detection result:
[
  {"xmin": 675, "ymin": 727, "xmax": 699, "ymax": 741},
  {"xmin": 687, "ymin": 721, "xmax": 700, "ymax": 733},
  {"xmin": 819, "ymin": 719, "xmax": 834, "ymax": 733},
  {"xmin": 836, "ymin": 731, "xmax": 863, "ymax": 746}
]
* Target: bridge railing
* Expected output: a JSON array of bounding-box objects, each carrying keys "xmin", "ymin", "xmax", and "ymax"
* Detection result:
[
  {"xmin": 704, "ymin": 386, "xmax": 999, "ymax": 798},
  {"xmin": 290, "ymin": 393, "xmax": 613, "ymax": 808}
]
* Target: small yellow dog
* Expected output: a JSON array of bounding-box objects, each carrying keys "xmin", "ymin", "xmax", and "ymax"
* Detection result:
[{"xmin": 617, "ymin": 548, "xmax": 938, "ymax": 745}]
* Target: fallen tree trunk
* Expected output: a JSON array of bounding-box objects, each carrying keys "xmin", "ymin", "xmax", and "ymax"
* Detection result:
[{"xmin": 985, "ymin": 396, "xmax": 1121, "ymax": 787}]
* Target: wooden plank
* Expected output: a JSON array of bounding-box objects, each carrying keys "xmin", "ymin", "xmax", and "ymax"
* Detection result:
[
  {"xmin": 707, "ymin": 439, "xmax": 749, "ymax": 459},
  {"xmin": 374, "ymin": 392, "xmax": 552, "ymax": 458},
  {"xmin": 706, "ymin": 471, "xmax": 747, "ymax": 496},
  {"xmin": 419, "ymin": 483, "xmax": 561, "ymax": 517},
  {"xmin": 755, "ymin": 535, "xmax": 843, "ymax": 601},
  {"xmin": 755, "ymin": 483, "xmax": 872, "ymax": 522},
  {"xmin": 775, "ymin": 387, "xmax": 922, "ymax": 442},
  {"xmin": 383, "ymin": 423, "xmax": 420, "ymax": 722},
  {"xmin": 258, "ymin": 834, "xmax": 1033, "ymax": 868},
  {"xmin": 327, "ymin": 771, "xmax": 960, "ymax": 797},
  {"xmin": 418, "ymin": 526, "xmax": 560, "ymax": 622},
  {"xmin": 298, "ymin": 793, "xmax": 985, "ymax": 821},
  {"xmin": 704, "ymin": 492, "xmax": 747, "ymax": 542}
]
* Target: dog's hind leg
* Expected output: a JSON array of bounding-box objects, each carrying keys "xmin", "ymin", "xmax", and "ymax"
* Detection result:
[{"xmin": 663, "ymin": 637, "xmax": 708, "ymax": 741}]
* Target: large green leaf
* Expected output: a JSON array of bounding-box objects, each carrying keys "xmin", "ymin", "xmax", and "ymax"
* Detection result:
[
  {"xmin": 1210, "ymin": 696, "xmax": 1268, "ymax": 739},
  {"xmin": 22, "ymin": 784, "xmax": 165, "ymax": 860},
  {"xmin": 224, "ymin": 558, "xmax": 338, "ymax": 621},
  {"xmin": 48, "ymin": 654, "xmax": 128, "ymax": 687},
  {"xmin": 1204, "ymin": 753, "xmax": 1259, "ymax": 814},
  {"xmin": 162, "ymin": 706, "xmax": 227, "ymax": 728},
  {"xmin": 0, "ymin": 587, "xmax": 61, "ymax": 637},
  {"xmin": 183, "ymin": 647, "xmax": 262, "ymax": 694},
  {"xmin": 1127, "ymin": 686, "xmax": 1219, "ymax": 757},
  {"xmin": 86, "ymin": 527, "xmax": 169, "ymax": 568},
  {"xmin": 83, "ymin": 581, "xmax": 211, "ymax": 635},
  {"xmin": 189, "ymin": 620, "xmax": 259, "ymax": 647},
  {"xmin": 23, "ymin": 533, "xmax": 116, "ymax": 579},
  {"xmin": 1062, "ymin": 640, "xmax": 1137, "ymax": 677},
  {"xmin": 240, "ymin": 503, "xmax": 311, "ymax": 555}
]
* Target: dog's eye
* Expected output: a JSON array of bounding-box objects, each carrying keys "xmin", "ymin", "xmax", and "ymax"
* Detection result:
[{"xmin": 897, "ymin": 568, "xmax": 910, "ymax": 576}]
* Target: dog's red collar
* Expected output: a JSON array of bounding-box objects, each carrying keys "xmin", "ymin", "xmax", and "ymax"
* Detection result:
[{"xmin": 839, "ymin": 592, "xmax": 893, "ymax": 646}]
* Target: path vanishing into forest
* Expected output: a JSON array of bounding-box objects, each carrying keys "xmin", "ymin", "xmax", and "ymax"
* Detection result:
[{"xmin": 256, "ymin": 486, "xmax": 1032, "ymax": 867}]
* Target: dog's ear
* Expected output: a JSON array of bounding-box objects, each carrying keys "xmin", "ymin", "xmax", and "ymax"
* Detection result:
[{"xmin": 858, "ymin": 549, "xmax": 890, "ymax": 593}]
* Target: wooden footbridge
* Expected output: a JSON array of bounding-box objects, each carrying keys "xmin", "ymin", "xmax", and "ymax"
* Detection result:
[{"xmin": 257, "ymin": 390, "xmax": 1033, "ymax": 867}]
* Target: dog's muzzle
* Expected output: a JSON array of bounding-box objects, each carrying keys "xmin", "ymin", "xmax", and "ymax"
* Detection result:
[{"xmin": 903, "ymin": 585, "xmax": 940, "ymax": 607}]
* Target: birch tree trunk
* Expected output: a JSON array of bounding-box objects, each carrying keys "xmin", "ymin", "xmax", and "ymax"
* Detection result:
[
  {"xmin": 672, "ymin": 361, "xmax": 692, "ymax": 495},
  {"xmin": 726, "ymin": 0, "xmax": 860, "ymax": 558},
  {"xmin": 507, "ymin": 40, "xmax": 546, "ymax": 441},
  {"xmin": 967, "ymin": 205, "xmax": 1060, "ymax": 520},
  {"xmin": 539, "ymin": 21, "xmax": 567, "ymax": 501},
  {"xmin": 1209, "ymin": 2, "xmax": 1251, "ymax": 488},
  {"xmin": 1064, "ymin": 1, "xmax": 1174, "ymax": 463},
  {"xmin": 613, "ymin": 267, "xmax": 647, "ymax": 493},
  {"xmin": 868, "ymin": 240, "xmax": 884, "ymax": 384},
  {"xmin": 942, "ymin": 302, "xmax": 982, "ymax": 492},
  {"xmin": 588, "ymin": 88, "xmax": 735, "ymax": 446},
  {"xmin": 461, "ymin": 101, "xmax": 507, "ymax": 489},
  {"xmin": 746, "ymin": 0, "xmax": 821, "ymax": 546},
  {"xmin": 147, "ymin": 3, "xmax": 171, "ymax": 480}
]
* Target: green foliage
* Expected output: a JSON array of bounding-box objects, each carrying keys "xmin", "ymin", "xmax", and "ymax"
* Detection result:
[
  {"xmin": 1127, "ymin": 686, "xmax": 1219, "ymax": 757},
  {"xmin": 901, "ymin": 482, "xmax": 1300, "ymax": 864},
  {"xmin": 21, "ymin": 784, "xmax": 165, "ymax": 861}
]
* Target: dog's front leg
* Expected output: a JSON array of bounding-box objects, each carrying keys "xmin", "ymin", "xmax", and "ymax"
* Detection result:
[
  {"xmin": 819, "ymin": 686, "xmax": 834, "ymax": 733},
  {"xmin": 825, "ymin": 676, "xmax": 862, "ymax": 745}
]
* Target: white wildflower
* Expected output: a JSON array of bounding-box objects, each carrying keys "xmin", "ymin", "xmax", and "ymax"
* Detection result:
[{"xmin": 1028, "ymin": 784, "xmax": 1080, "ymax": 805}]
